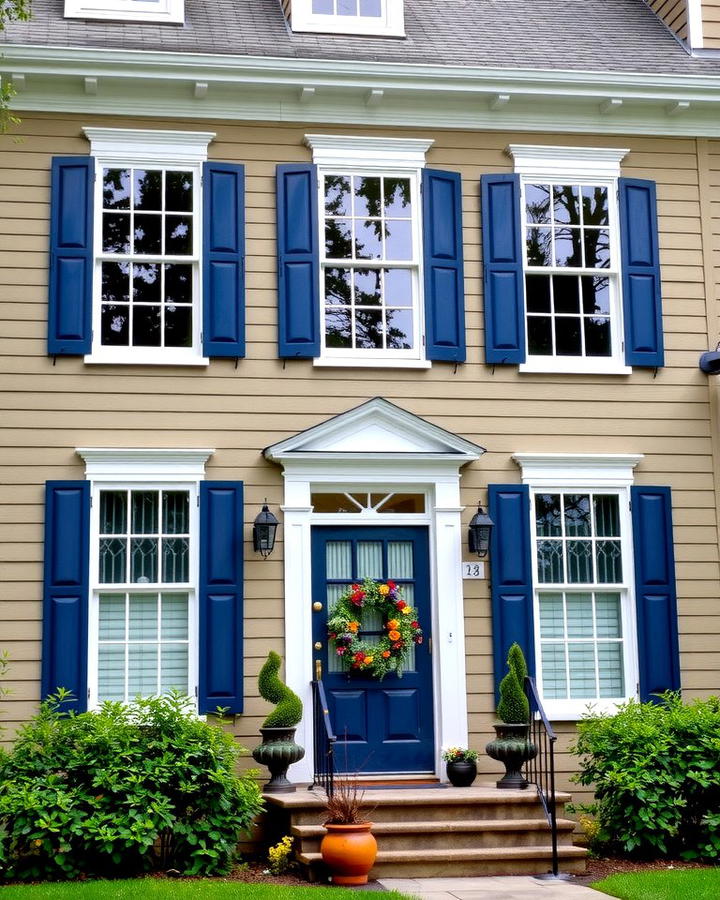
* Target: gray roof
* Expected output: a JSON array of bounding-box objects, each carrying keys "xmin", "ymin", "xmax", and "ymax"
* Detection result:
[{"xmin": 3, "ymin": 0, "xmax": 720, "ymax": 77}]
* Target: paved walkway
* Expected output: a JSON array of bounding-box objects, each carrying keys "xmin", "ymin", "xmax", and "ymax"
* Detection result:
[{"xmin": 377, "ymin": 876, "xmax": 599, "ymax": 900}]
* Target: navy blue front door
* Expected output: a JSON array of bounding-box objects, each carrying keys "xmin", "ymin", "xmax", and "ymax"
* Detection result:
[{"xmin": 311, "ymin": 526, "xmax": 434, "ymax": 774}]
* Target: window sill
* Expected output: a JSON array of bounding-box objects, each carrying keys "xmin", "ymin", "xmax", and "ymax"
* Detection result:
[
  {"xmin": 314, "ymin": 356, "xmax": 431, "ymax": 370},
  {"xmin": 542, "ymin": 698, "xmax": 635, "ymax": 721},
  {"xmin": 84, "ymin": 352, "xmax": 209, "ymax": 367},
  {"xmin": 519, "ymin": 359, "xmax": 632, "ymax": 376}
]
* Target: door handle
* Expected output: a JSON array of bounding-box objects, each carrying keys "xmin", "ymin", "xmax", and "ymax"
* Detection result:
[
  {"xmin": 315, "ymin": 659, "xmax": 322, "ymax": 680},
  {"xmin": 314, "ymin": 641, "xmax": 323, "ymax": 650}
]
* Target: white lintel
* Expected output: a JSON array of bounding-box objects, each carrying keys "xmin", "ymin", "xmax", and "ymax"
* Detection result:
[
  {"xmin": 512, "ymin": 452, "xmax": 644, "ymax": 487},
  {"xmin": 507, "ymin": 144, "xmax": 630, "ymax": 178},
  {"xmin": 77, "ymin": 448, "xmax": 214, "ymax": 481},
  {"xmin": 82, "ymin": 127, "xmax": 215, "ymax": 165},
  {"xmin": 305, "ymin": 134, "xmax": 434, "ymax": 168}
]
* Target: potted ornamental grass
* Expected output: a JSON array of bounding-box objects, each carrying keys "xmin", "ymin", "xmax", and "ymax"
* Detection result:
[
  {"xmin": 252, "ymin": 651, "xmax": 305, "ymax": 793},
  {"xmin": 442, "ymin": 746, "xmax": 478, "ymax": 787},
  {"xmin": 485, "ymin": 642, "xmax": 537, "ymax": 789},
  {"xmin": 320, "ymin": 776, "xmax": 377, "ymax": 885}
]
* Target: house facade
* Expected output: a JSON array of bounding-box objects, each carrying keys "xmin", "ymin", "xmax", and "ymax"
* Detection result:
[{"xmin": 2, "ymin": 0, "xmax": 720, "ymax": 799}]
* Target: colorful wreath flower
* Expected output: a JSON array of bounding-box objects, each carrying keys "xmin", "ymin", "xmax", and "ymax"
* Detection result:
[{"xmin": 326, "ymin": 578, "xmax": 424, "ymax": 680}]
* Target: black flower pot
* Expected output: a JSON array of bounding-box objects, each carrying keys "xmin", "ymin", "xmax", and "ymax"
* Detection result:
[
  {"xmin": 446, "ymin": 758, "xmax": 477, "ymax": 787},
  {"xmin": 485, "ymin": 723, "xmax": 537, "ymax": 790},
  {"xmin": 252, "ymin": 726, "xmax": 305, "ymax": 793}
]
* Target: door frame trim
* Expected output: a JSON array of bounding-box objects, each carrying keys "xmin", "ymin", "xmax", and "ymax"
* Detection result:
[{"xmin": 279, "ymin": 459, "xmax": 472, "ymax": 783}]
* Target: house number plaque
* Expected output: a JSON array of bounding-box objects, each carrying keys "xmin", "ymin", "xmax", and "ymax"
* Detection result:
[{"xmin": 462, "ymin": 562, "xmax": 485, "ymax": 579}]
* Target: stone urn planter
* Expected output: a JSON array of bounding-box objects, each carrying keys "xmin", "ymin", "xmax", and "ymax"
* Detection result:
[
  {"xmin": 252, "ymin": 726, "xmax": 305, "ymax": 793},
  {"xmin": 446, "ymin": 758, "xmax": 477, "ymax": 787},
  {"xmin": 485, "ymin": 722, "xmax": 537, "ymax": 789},
  {"xmin": 320, "ymin": 822, "xmax": 377, "ymax": 885}
]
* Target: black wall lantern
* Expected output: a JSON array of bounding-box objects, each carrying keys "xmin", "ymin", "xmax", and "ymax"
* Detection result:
[
  {"xmin": 253, "ymin": 502, "xmax": 279, "ymax": 559},
  {"xmin": 468, "ymin": 503, "xmax": 494, "ymax": 559}
]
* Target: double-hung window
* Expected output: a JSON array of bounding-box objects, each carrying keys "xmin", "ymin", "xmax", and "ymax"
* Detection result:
[
  {"xmin": 482, "ymin": 146, "xmax": 664, "ymax": 371},
  {"xmin": 42, "ymin": 450, "xmax": 246, "ymax": 716},
  {"xmin": 289, "ymin": 0, "xmax": 405, "ymax": 36},
  {"xmin": 49, "ymin": 128, "xmax": 246, "ymax": 363},
  {"xmin": 277, "ymin": 134, "xmax": 466, "ymax": 367}
]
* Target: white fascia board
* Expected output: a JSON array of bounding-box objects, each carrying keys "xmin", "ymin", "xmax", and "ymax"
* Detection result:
[{"xmin": 5, "ymin": 46, "xmax": 720, "ymax": 137}]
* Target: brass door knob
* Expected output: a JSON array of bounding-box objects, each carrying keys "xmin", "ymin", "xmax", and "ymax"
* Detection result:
[
  {"xmin": 314, "ymin": 641, "xmax": 323, "ymax": 650},
  {"xmin": 313, "ymin": 602, "xmax": 323, "ymax": 612}
]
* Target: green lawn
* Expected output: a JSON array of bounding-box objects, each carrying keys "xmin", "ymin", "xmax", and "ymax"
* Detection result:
[
  {"xmin": 0, "ymin": 882, "xmax": 407, "ymax": 899},
  {"xmin": 593, "ymin": 869, "xmax": 720, "ymax": 900}
]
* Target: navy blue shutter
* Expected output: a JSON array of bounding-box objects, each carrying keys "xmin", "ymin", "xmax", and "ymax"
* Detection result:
[
  {"xmin": 48, "ymin": 157, "xmax": 94, "ymax": 355},
  {"xmin": 199, "ymin": 482, "xmax": 244, "ymax": 713},
  {"xmin": 481, "ymin": 174, "xmax": 525, "ymax": 364},
  {"xmin": 619, "ymin": 178, "xmax": 664, "ymax": 368},
  {"xmin": 488, "ymin": 484, "xmax": 535, "ymax": 700},
  {"xmin": 203, "ymin": 162, "xmax": 245, "ymax": 357},
  {"xmin": 276, "ymin": 164, "xmax": 320, "ymax": 357},
  {"xmin": 42, "ymin": 481, "xmax": 90, "ymax": 713},
  {"xmin": 422, "ymin": 169, "xmax": 466, "ymax": 362},
  {"xmin": 631, "ymin": 486, "xmax": 680, "ymax": 700}
]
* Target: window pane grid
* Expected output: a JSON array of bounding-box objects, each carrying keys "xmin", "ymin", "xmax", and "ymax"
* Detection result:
[
  {"xmin": 99, "ymin": 166, "xmax": 196, "ymax": 349},
  {"xmin": 539, "ymin": 591, "xmax": 625, "ymax": 701},
  {"xmin": 99, "ymin": 490, "xmax": 190, "ymax": 585},
  {"xmin": 523, "ymin": 181, "xmax": 616, "ymax": 360},
  {"xmin": 98, "ymin": 591, "xmax": 190, "ymax": 702},
  {"xmin": 322, "ymin": 173, "xmax": 417, "ymax": 352}
]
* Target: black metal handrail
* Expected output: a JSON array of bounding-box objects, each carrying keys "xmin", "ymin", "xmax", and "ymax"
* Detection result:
[
  {"xmin": 311, "ymin": 677, "xmax": 336, "ymax": 797},
  {"xmin": 524, "ymin": 675, "xmax": 560, "ymax": 878}
]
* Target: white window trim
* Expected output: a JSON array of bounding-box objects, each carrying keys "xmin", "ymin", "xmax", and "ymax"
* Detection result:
[
  {"xmin": 290, "ymin": 0, "xmax": 405, "ymax": 37},
  {"xmin": 65, "ymin": 0, "xmax": 184, "ymax": 24},
  {"xmin": 513, "ymin": 452, "xmax": 642, "ymax": 721},
  {"xmin": 507, "ymin": 144, "xmax": 632, "ymax": 376},
  {"xmin": 305, "ymin": 134, "xmax": 433, "ymax": 367},
  {"xmin": 81, "ymin": 128, "xmax": 215, "ymax": 367},
  {"xmin": 77, "ymin": 448, "xmax": 213, "ymax": 712}
]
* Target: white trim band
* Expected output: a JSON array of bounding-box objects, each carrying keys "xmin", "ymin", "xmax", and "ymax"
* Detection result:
[
  {"xmin": 513, "ymin": 453, "xmax": 644, "ymax": 487},
  {"xmin": 77, "ymin": 448, "xmax": 215, "ymax": 480},
  {"xmin": 507, "ymin": 144, "xmax": 630, "ymax": 178},
  {"xmin": 305, "ymin": 134, "xmax": 434, "ymax": 168},
  {"xmin": 83, "ymin": 127, "xmax": 215, "ymax": 165}
]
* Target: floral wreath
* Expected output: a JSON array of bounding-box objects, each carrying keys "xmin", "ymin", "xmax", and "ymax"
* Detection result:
[{"xmin": 327, "ymin": 578, "xmax": 423, "ymax": 680}]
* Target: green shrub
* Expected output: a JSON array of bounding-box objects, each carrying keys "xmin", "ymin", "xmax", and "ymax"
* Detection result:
[
  {"xmin": 572, "ymin": 693, "xmax": 720, "ymax": 860},
  {"xmin": 258, "ymin": 652, "xmax": 302, "ymax": 728},
  {"xmin": 496, "ymin": 643, "xmax": 529, "ymax": 724},
  {"xmin": 0, "ymin": 691, "xmax": 264, "ymax": 881}
]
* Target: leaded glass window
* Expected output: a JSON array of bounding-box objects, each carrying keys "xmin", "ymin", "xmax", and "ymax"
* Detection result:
[
  {"xmin": 99, "ymin": 166, "xmax": 197, "ymax": 350},
  {"xmin": 532, "ymin": 491, "xmax": 628, "ymax": 704},
  {"xmin": 95, "ymin": 488, "xmax": 192, "ymax": 704},
  {"xmin": 523, "ymin": 181, "xmax": 618, "ymax": 360},
  {"xmin": 321, "ymin": 173, "xmax": 420, "ymax": 356}
]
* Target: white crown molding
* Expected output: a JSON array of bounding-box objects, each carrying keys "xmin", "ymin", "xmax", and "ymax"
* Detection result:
[
  {"xmin": 507, "ymin": 144, "xmax": 630, "ymax": 178},
  {"xmin": 5, "ymin": 46, "xmax": 720, "ymax": 137},
  {"xmin": 305, "ymin": 133, "xmax": 433, "ymax": 167},
  {"xmin": 512, "ymin": 452, "xmax": 644, "ymax": 487},
  {"xmin": 77, "ymin": 448, "xmax": 215, "ymax": 480},
  {"xmin": 65, "ymin": 0, "xmax": 184, "ymax": 24},
  {"xmin": 82, "ymin": 127, "xmax": 215, "ymax": 164}
]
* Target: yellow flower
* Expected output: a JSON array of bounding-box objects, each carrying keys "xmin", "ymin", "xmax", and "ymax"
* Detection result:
[
  {"xmin": 364, "ymin": 656, "xmax": 374, "ymax": 665},
  {"xmin": 401, "ymin": 606, "xmax": 412, "ymax": 615},
  {"xmin": 378, "ymin": 584, "xmax": 390, "ymax": 595}
]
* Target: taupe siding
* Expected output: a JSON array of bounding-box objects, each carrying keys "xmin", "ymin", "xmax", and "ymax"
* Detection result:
[
  {"xmin": 703, "ymin": 0, "xmax": 720, "ymax": 46},
  {"xmin": 647, "ymin": 0, "xmax": 689, "ymax": 41},
  {"xmin": 1, "ymin": 116, "xmax": 720, "ymax": 803}
]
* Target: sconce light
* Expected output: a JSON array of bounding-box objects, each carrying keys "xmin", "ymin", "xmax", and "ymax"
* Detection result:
[
  {"xmin": 468, "ymin": 503, "xmax": 494, "ymax": 559},
  {"xmin": 253, "ymin": 502, "xmax": 279, "ymax": 559}
]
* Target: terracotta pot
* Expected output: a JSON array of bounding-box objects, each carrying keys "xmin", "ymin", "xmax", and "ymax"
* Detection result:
[
  {"xmin": 446, "ymin": 758, "xmax": 477, "ymax": 787},
  {"xmin": 320, "ymin": 822, "xmax": 377, "ymax": 885}
]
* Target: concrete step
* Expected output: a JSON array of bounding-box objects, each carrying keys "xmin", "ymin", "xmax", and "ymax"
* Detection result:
[
  {"xmin": 292, "ymin": 817, "xmax": 578, "ymax": 853},
  {"xmin": 298, "ymin": 845, "xmax": 588, "ymax": 879}
]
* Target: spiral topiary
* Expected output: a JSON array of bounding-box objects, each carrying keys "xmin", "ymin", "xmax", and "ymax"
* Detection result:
[
  {"xmin": 258, "ymin": 651, "xmax": 303, "ymax": 728},
  {"xmin": 496, "ymin": 643, "xmax": 530, "ymax": 724}
]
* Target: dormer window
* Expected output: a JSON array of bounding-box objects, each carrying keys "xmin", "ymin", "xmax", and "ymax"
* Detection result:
[
  {"xmin": 64, "ymin": 0, "xmax": 184, "ymax": 24},
  {"xmin": 290, "ymin": 0, "xmax": 404, "ymax": 36}
]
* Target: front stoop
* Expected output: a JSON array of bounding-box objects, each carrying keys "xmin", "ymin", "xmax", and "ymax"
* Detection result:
[{"xmin": 263, "ymin": 783, "xmax": 587, "ymax": 879}]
